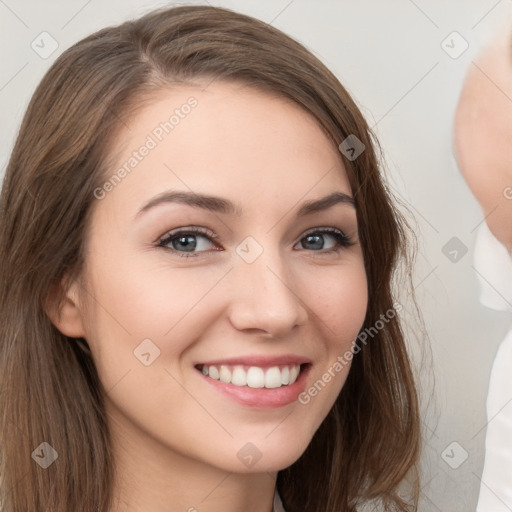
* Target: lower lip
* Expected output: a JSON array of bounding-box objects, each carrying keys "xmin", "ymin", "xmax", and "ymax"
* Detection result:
[{"xmin": 198, "ymin": 365, "xmax": 311, "ymax": 409}]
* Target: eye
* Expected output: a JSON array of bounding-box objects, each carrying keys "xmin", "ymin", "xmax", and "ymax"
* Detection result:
[
  {"xmin": 156, "ymin": 226, "xmax": 354, "ymax": 259},
  {"xmin": 157, "ymin": 227, "xmax": 220, "ymax": 258},
  {"xmin": 295, "ymin": 228, "xmax": 354, "ymax": 253}
]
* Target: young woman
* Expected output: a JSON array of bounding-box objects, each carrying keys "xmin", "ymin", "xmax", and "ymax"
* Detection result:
[{"xmin": 0, "ymin": 5, "xmax": 420, "ymax": 511}]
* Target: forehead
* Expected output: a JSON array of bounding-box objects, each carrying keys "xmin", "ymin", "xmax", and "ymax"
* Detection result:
[{"xmin": 100, "ymin": 80, "xmax": 352, "ymax": 218}]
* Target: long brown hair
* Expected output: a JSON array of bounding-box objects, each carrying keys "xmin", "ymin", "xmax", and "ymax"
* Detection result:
[{"xmin": 0, "ymin": 5, "xmax": 420, "ymax": 511}]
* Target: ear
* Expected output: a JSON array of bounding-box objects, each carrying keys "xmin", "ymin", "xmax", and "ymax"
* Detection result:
[{"xmin": 45, "ymin": 277, "xmax": 86, "ymax": 338}]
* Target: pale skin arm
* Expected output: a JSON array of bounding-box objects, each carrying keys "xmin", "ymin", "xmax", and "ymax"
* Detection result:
[{"xmin": 453, "ymin": 26, "xmax": 512, "ymax": 252}]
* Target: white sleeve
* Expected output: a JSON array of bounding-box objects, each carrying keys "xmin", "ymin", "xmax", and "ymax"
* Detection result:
[{"xmin": 473, "ymin": 222, "xmax": 512, "ymax": 311}]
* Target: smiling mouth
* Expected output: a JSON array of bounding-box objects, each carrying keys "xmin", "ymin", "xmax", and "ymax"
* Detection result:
[{"xmin": 195, "ymin": 363, "xmax": 310, "ymax": 389}]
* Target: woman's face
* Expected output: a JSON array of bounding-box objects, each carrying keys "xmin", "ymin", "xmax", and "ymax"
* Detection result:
[{"xmin": 74, "ymin": 81, "xmax": 367, "ymax": 473}]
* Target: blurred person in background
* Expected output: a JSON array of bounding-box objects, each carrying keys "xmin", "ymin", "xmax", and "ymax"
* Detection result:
[{"xmin": 454, "ymin": 22, "xmax": 512, "ymax": 511}]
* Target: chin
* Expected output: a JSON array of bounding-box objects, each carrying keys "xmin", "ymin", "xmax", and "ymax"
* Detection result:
[{"xmin": 221, "ymin": 431, "xmax": 313, "ymax": 474}]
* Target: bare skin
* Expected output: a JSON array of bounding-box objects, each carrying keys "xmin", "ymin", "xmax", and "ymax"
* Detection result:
[
  {"xmin": 49, "ymin": 81, "xmax": 368, "ymax": 512},
  {"xmin": 454, "ymin": 26, "xmax": 512, "ymax": 251}
]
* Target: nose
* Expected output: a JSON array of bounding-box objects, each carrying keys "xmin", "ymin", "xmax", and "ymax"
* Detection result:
[{"xmin": 227, "ymin": 248, "xmax": 308, "ymax": 338}]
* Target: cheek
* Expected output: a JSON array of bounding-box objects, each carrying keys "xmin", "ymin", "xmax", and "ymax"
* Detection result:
[
  {"xmin": 305, "ymin": 260, "xmax": 368, "ymax": 346},
  {"xmin": 79, "ymin": 257, "xmax": 234, "ymax": 435},
  {"xmin": 80, "ymin": 252, "xmax": 232, "ymax": 369},
  {"xmin": 295, "ymin": 259, "xmax": 367, "ymax": 424}
]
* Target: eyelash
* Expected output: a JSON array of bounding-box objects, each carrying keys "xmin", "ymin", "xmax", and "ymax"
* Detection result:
[{"xmin": 156, "ymin": 226, "xmax": 354, "ymax": 259}]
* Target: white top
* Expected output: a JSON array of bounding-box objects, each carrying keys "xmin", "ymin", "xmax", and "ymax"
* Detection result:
[
  {"xmin": 473, "ymin": 221, "xmax": 512, "ymax": 310},
  {"xmin": 474, "ymin": 222, "xmax": 512, "ymax": 511},
  {"xmin": 273, "ymin": 489, "xmax": 286, "ymax": 512}
]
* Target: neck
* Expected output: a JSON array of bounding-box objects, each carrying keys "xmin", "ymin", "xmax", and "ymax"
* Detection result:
[{"xmin": 106, "ymin": 400, "xmax": 278, "ymax": 512}]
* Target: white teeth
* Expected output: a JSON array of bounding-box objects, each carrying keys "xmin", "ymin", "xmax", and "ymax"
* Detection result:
[
  {"xmin": 208, "ymin": 365, "xmax": 220, "ymax": 380},
  {"xmin": 265, "ymin": 367, "xmax": 282, "ymax": 388},
  {"xmin": 219, "ymin": 365, "xmax": 231, "ymax": 383},
  {"xmin": 200, "ymin": 364, "xmax": 302, "ymax": 388},
  {"xmin": 231, "ymin": 366, "xmax": 247, "ymax": 386},
  {"xmin": 247, "ymin": 367, "xmax": 265, "ymax": 388},
  {"xmin": 289, "ymin": 365, "xmax": 299, "ymax": 384}
]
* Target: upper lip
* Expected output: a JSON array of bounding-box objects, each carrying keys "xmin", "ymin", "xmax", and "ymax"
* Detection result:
[{"xmin": 195, "ymin": 354, "xmax": 312, "ymax": 368}]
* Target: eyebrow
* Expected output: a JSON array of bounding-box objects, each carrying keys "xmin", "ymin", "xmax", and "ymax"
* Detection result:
[{"xmin": 135, "ymin": 190, "xmax": 356, "ymax": 219}]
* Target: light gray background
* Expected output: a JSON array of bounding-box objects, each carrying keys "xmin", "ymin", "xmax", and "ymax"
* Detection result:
[{"xmin": 1, "ymin": 1, "xmax": 511, "ymax": 510}]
